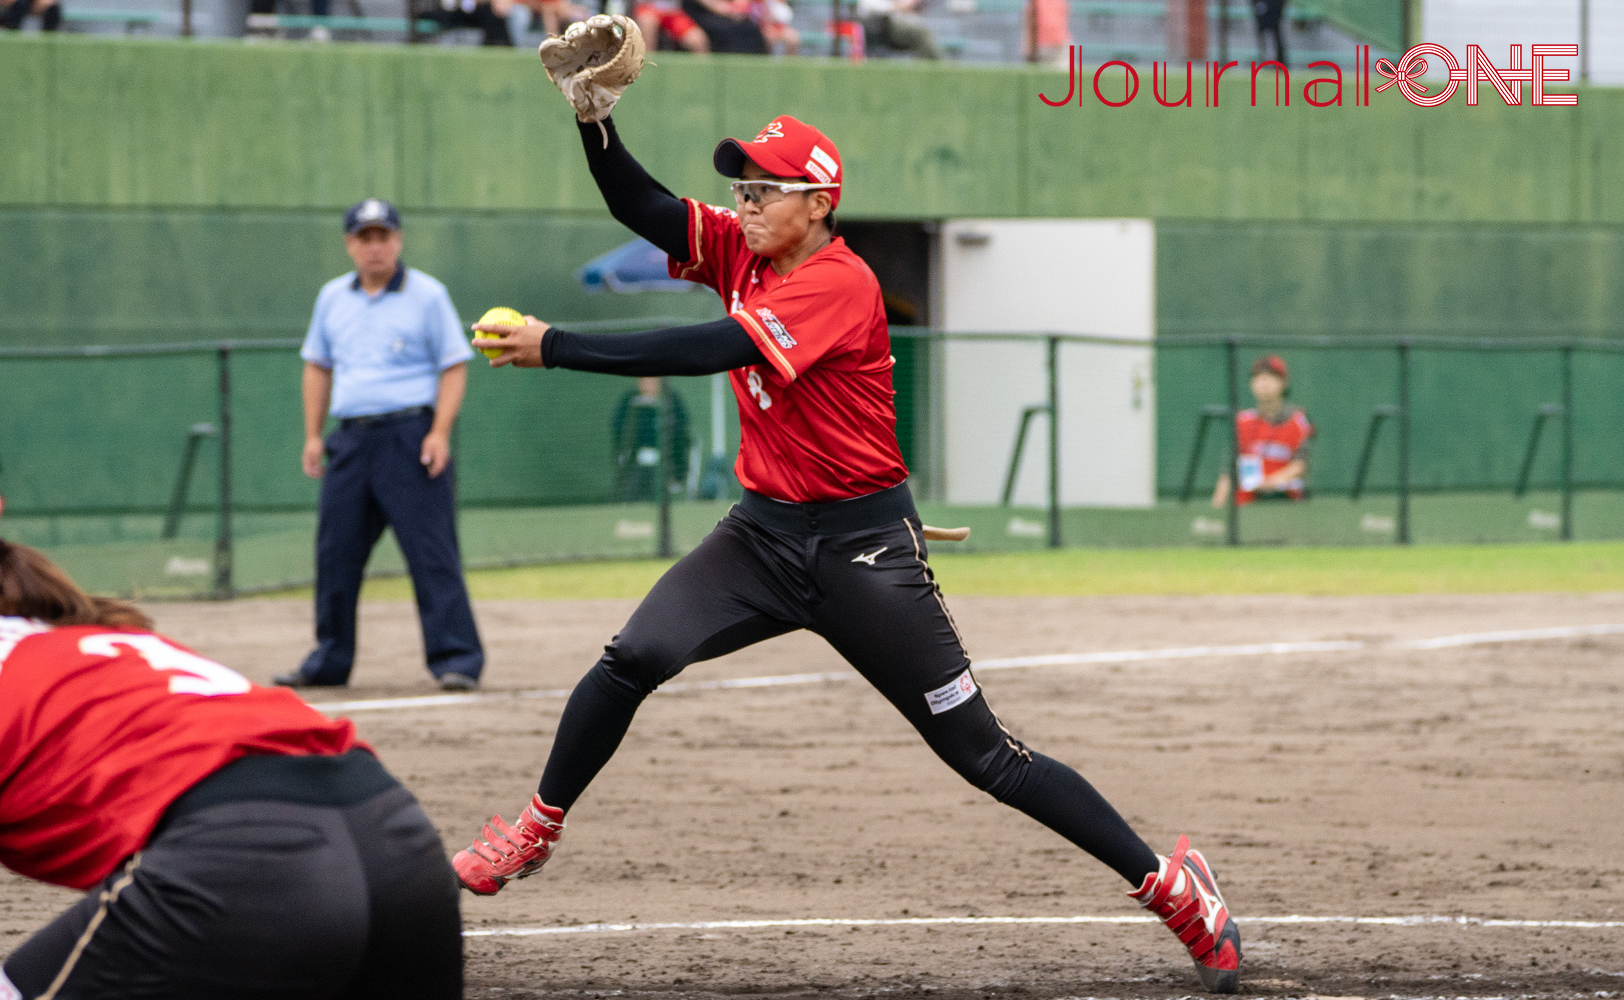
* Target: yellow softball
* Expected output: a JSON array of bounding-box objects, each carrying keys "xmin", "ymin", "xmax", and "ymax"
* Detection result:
[{"xmin": 474, "ymin": 306, "xmax": 525, "ymax": 360}]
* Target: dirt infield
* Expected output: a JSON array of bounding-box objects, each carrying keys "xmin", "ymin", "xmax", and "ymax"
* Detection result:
[{"xmin": 5, "ymin": 592, "xmax": 1623, "ymax": 998}]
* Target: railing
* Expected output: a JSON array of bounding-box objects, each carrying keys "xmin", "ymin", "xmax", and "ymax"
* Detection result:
[{"xmin": 5, "ymin": 328, "xmax": 1623, "ymax": 599}]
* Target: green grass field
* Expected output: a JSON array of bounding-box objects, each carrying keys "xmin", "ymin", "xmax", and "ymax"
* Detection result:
[
  {"xmin": 273, "ymin": 542, "xmax": 1624, "ymax": 602},
  {"xmin": 18, "ymin": 492, "xmax": 1624, "ymax": 599}
]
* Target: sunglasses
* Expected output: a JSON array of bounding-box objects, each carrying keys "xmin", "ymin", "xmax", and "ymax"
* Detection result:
[{"xmin": 729, "ymin": 180, "xmax": 840, "ymax": 206}]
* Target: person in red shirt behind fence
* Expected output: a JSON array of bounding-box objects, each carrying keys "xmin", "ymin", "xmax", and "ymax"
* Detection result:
[
  {"xmin": 1213, "ymin": 353, "xmax": 1315, "ymax": 507},
  {"xmin": 0, "ymin": 540, "xmax": 462, "ymax": 1000}
]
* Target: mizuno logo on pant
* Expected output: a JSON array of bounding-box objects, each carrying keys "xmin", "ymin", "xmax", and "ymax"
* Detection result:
[{"xmin": 851, "ymin": 547, "xmax": 887, "ymax": 566}]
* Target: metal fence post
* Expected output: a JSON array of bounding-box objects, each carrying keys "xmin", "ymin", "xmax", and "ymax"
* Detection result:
[
  {"xmin": 1046, "ymin": 336, "xmax": 1061, "ymax": 549},
  {"xmin": 1581, "ymin": 0, "xmax": 1591, "ymax": 86},
  {"xmin": 1397, "ymin": 340, "xmax": 1411, "ymax": 545},
  {"xmin": 657, "ymin": 377, "xmax": 674, "ymax": 559},
  {"xmin": 215, "ymin": 346, "xmax": 235, "ymax": 599},
  {"xmin": 1561, "ymin": 343, "xmax": 1575, "ymax": 541},
  {"xmin": 1224, "ymin": 338, "xmax": 1239, "ymax": 546}
]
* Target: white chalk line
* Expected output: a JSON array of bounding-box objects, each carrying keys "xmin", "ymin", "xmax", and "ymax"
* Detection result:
[
  {"xmin": 463, "ymin": 913, "xmax": 1624, "ymax": 938},
  {"xmin": 313, "ymin": 623, "xmax": 1624, "ymax": 714}
]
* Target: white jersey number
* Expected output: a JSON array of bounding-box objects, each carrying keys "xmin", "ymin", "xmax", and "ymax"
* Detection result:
[
  {"xmin": 79, "ymin": 634, "xmax": 252, "ymax": 697},
  {"xmin": 746, "ymin": 369, "xmax": 772, "ymax": 410}
]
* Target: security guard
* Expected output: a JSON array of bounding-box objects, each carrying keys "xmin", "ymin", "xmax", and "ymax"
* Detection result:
[{"xmin": 277, "ymin": 198, "xmax": 484, "ymax": 691}]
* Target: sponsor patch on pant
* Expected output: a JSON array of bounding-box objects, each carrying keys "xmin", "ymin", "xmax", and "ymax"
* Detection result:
[{"xmin": 925, "ymin": 668, "xmax": 978, "ymax": 715}]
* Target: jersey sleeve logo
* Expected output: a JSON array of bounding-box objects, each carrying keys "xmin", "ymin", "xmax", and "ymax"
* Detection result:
[
  {"xmin": 79, "ymin": 633, "xmax": 252, "ymax": 697},
  {"xmin": 755, "ymin": 307, "xmax": 797, "ymax": 349}
]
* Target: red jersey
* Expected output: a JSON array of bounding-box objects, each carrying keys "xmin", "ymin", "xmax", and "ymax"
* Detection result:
[
  {"xmin": 1234, "ymin": 405, "xmax": 1313, "ymax": 504},
  {"xmin": 0, "ymin": 618, "xmax": 361, "ymax": 890},
  {"xmin": 670, "ymin": 199, "xmax": 908, "ymax": 502}
]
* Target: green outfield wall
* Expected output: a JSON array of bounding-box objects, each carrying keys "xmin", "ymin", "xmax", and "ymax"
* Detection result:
[
  {"xmin": 5, "ymin": 34, "xmax": 1624, "ymax": 508},
  {"xmin": 7, "ymin": 34, "xmax": 1624, "ymax": 344},
  {"xmin": 0, "ymin": 208, "xmax": 719, "ymax": 345},
  {"xmin": 6, "ymin": 34, "xmax": 1623, "ymax": 221}
]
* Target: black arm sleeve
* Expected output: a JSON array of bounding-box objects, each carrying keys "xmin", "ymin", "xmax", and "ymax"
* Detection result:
[
  {"xmin": 580, "ymin": 118, "xmax": 692, "ymax": 262},
  {"xmin": 542, "ymin": 318, "xmax": 765, "ymax": 377}
]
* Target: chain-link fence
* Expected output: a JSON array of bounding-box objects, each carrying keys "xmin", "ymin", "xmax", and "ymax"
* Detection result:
[{"xmin": 5, "ymin": 327, "xmax": 1623, "ymax": 598}]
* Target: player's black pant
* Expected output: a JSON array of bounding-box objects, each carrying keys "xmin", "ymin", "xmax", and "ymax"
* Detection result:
[
  {"xmin": 537, "ymin": 481, "xmax": 1160, "ymax": 884},
  {"xmin": 2, "ymin": 752, "xmax": 462, "ymax": 1000}
]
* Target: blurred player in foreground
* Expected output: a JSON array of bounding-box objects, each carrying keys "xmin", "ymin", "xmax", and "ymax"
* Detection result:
[
  {"xmin": 0, "ymin": 540, "xmax": 462, "ymax": 999},
  {"xmin": 1212, "ymin": 353, "xmax": 1314, "ymax": 507},
  {"xmin": 462, "ymin": 17, "xmax": 1241, "ymax": 993}
]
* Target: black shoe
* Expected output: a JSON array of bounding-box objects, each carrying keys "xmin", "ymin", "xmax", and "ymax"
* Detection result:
[
  {"xmin": 1, "ymin": 1, "xmax": 28, "ymax": 29},
  {"xmin": 40, "ymin": 2, "xmax": 58, "ymax": 29},
  {"xmin": 273, "ymin": 671, "xmax": 346, "ymax": 688},
  {"xmin": 438, "ymin": 672, "xmax": 479, "ymax": 691}
]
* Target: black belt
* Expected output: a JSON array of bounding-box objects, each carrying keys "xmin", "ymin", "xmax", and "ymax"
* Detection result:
[
  {"xmin": 339, "ymin": 405, "xmax": 433, "ymax": 430},
  {"xmin": 740, "ymin": 480, "xmax": 917, "ymax": 536},
  {"xmin": 155, "ymin": 750, "xmax": 395, "ymax": 835}
]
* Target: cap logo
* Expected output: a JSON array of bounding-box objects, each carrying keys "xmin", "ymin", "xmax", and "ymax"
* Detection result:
[
  {"xmin": 753, "ymin": 122, "xmax": 785, "ymax": 143},
  {"xmin": 807, "ymin": 144, "xmax": 839, "ymax": 181},
  {"xmin": 358, "ymin": 199, "xmax": 389, "ymax": 222}
]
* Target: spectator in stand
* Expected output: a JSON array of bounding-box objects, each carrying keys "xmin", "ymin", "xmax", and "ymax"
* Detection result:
[
  {"xmin": 755, "ymin": 0, "xmax": 798, "ymax": 54},
  {"xmin": 681, "ymin": 0, "xmax": 766, "ymax": 53},
  {"xmin": 518, "ymin": 0, "xmax": 590, "ymax": 37},
  {"xmin": 858, "ymin": 0, "xmax": 939, "ymax": 59},
  {"xmin": 1254, "ymin": 0, "xmax": 1285, "ymax": 66},
  {"xmin": 1, "ymin": 0, "xmax": 61, "ymax": 31},
  {"xmin": 635, "ymin": 0, "xmax": 710, "ymax": 52},
  {"xmin": 425, "ymin": 0, "xmax": 513, "ymax": 45},
  {"xmin": 247, "ymin": 0, "xmax": 333, "ymax": 34},
  {"xmin": 1212, "ymin": 354, "xmax": 1313, "ymax": 507},
  {"xmin": 1023, "ymin": 0, "xmax": 1069, "ymax": 68}
]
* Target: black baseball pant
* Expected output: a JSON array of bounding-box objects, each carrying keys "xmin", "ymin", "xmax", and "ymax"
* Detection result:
[
  {"xmin": 537, "ymin": 482, "xmax": 1160, "ymax": 885},
  {"xmin": 2, "ymin": 752, "xmax": 462, "ymax": 1000}
]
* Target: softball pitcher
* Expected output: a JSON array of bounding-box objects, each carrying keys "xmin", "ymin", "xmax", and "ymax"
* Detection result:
[{"xmin": 460, "ymin": 17, "xmax": 1242, "ymax": 993}]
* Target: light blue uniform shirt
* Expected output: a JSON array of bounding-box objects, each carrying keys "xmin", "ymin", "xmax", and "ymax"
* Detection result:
[{"xmin": 300, "ymin": 265, "xmax": 475, "ymax": 419}]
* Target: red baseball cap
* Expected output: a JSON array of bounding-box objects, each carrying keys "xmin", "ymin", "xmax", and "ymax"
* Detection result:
[
  {"xmin": 713, "ymin": 115, "xmax": 843, "ymax": 210},
  {"xmin": 1251, "ymin": 354, "xmax": 1288, "ymax": 379}
]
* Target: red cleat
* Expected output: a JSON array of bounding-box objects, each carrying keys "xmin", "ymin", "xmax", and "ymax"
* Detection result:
[
  {"xmin": 1128, "ymin": 835, "xmax": 1242, "ymax": 993},
  {"xmin": 453, "ymin": 795, "xmax": 565, "ymax": 895}
]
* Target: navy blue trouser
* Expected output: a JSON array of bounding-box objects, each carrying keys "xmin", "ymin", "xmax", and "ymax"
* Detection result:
[{"xmin": 299, "ymin": 410, "xmax": 482, "ymax": 684}]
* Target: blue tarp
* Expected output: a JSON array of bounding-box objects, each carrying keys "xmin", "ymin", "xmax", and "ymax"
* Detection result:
[{"xmin": 576, "ymin": 238, "xmax": 701, "ymax": 294}]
